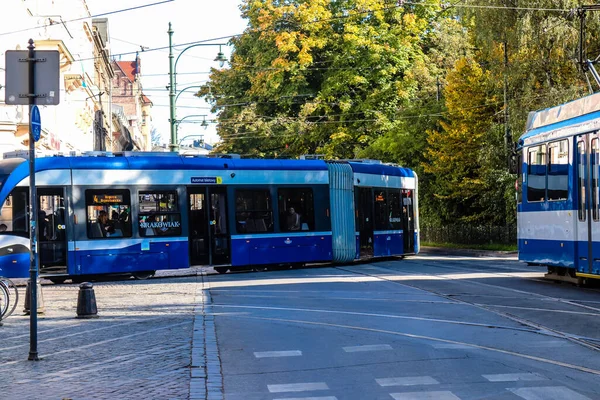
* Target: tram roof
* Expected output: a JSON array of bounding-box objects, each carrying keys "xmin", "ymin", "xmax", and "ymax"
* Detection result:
[
  {"xmin": 520, "ymin": 92, "xmax": 600, "ymax": 144},
  {"xmin": 0, "ymin": 153, "xmax": 414, "ymax": 176},
  {"xmin": 348, "ymin": 161, "xmax": 414, "ymax": 177}
]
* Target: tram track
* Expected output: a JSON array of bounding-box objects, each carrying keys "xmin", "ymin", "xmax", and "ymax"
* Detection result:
[
  {"xmin": 334, "ymin": 263, "xmax": 600, "ymax": 352},
  {"xmin": 380, "ymin": 258, "xmax": 600, "ymax": 313}
]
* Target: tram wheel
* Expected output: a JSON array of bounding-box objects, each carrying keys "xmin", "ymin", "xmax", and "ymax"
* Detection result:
[
  {"xmin": 132, "ymin": 271, "xmax": 155, "ymax": 280},
  {"xmin": 254, "ymin": 266, "xmax": 266, "ymax": 272},
  {"xmin": 214, "ymin": 267, "xmax": 229, "ymax": 274},
  {"xmin": 49, "ymin": 277, "xmax": 67, "ymax": 285}
]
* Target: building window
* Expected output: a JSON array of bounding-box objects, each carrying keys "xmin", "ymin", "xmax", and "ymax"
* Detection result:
[
  {"xmin": 278, "ymin": 188, "xmax": 314, "ymax": 231},
  {"xmin": 235, "ymin": 190, "xmax": 273, "ymax": 233},
  {"xmin": 86, "ymin": 190, "xmax": 132, "ymax": 238},
  {"xmin": 138, "ymin": 191, "xmax": 181, "ymax": 236}
]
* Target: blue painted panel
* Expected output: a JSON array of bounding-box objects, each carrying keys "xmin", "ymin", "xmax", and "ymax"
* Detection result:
[
  {"xmin": 79, "ymin": 252, "xmax": 170, "ymax": 275},
  {"xmin": 355, "ymin": 234, "xmax": 360, "ymax": 259},
  {"xmin": 231, "ymin": 239, "xmax": 251, "ymax": 266},
  {"xmin": 518, "ymin": 238, "xmax": 575, "ymax": 268},
  {"xmin": 73, "ymin": 240, "xmax": 188, "ymax": 275},
  {"xmin": 235, "ymin": 235, "xmax": 332, "ymax": 265},
  {"xmin": 374, "ymin": 233, "xmax": 403, "ymax": 257},
  {"xmin": 0, "ymin": 253, "xmax": 30, "ymax": 278},
  {"xmin": 388, "ymin": 233, "xmax": 403, "ymax": 255}
]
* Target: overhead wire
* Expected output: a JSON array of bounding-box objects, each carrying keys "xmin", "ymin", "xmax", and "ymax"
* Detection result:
[{"xmin": 0, "ymin": 0, "xmax": 176, "ymax": 37}]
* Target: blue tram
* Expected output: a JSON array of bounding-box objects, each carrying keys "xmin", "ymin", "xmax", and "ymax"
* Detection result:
[
  {"xmin": 0, "ymin": 152, "xmax": 418, "ymax": 282},
  {"xmin": 517, "ymin": 93, "xmax": 600, "ymax": 282}
]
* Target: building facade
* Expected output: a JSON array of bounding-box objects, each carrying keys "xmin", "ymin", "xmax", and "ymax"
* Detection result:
[
  {"xmin": 111, "ymin": 54, "xmax": 153, "ymax": 151},
  {"xmin": 0, "ymin": 1, "xmax": 153, "ymax": 156}
]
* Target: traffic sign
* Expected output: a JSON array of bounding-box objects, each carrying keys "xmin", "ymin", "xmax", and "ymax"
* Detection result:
[
  {"xmin": 4, "ymin": 50, "xmax": 60, "ymax": 105},
  {"xmin": 31, "ymin": 105, "xmax": 41, "ymax": 142}
]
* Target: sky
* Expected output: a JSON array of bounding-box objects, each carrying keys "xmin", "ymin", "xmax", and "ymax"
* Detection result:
[{"xmin": 86, "ymin": 0, "xmax": 248, "ymax": 147}]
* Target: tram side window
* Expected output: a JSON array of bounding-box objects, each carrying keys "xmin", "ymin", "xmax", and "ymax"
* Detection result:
[
  {"xmin": 388, "ymin": 190, "xmax": 403, "ymax": 230},
  {"xmin": 0, "ymin": 189, "xmax": 29, "ymax": 235},
  {"xmin": 278, "ymin": 188, "xmax": 315, "ymax": 231},
  {"xmin": 85, "ymin": 190, "xmax": 132, "ymax": 239},
  {"xmin": 578, "ymin": 141, "xmax": 586, "ymax": 222},
  {"xmin": 547, "ymin": 140, "xmax": 569, "ymax": 201},
  {"xmin": 138, "ymin": 191, "xmax": 181, "ymax": 237},
  {"xmin": 374, "ymin": 190, "xmax": 403, "ymax": 231},
  {"xmin": 516, "ymin": 151, "xmax": 523, "ymax": 203},
  {"xmin": 527, "ymin": 144, "xmax": 546, "ymax": 202},
  {"xmin": 593, "ymin": 139, "xmax": 600, "ymax": 221},
  {"xmin": 235, "ymin": 189, "xmax": 273, "ymax": 233}
]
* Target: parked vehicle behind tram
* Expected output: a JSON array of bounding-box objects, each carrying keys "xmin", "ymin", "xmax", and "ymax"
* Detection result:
[
  {"xmin": 517, "ymin": 92, "xmax": 600, "ymax": 283},
  {"xmin": 0, "ymin": 151, "xmax": 419, "ymax": 282}
]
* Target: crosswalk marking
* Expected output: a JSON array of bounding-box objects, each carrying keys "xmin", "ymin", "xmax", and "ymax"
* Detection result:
[
  {"xmin": 509, "ymin": 386, "xmax": 592, "ymax": 400},
  {"xmin": 389, "ymin": 391, "xmax": 461, "ymax": 400},
  {"xmin": 343, "ymin": 344, "xmax": 393, "ymax": 352},
  {"xmin": 376, "ymin": 376, "xmax": 439, "ymax": 387},
  {"xmin": 254, "ymin": 350, "xmax": 302, "ymax": 358},
  {"xmin": 483, "ymin": 373, "xmax": 546, "ymax": 382},
  {"xmin": 268, "ymin": 382, "xmax": 329, "ymax": 393}
]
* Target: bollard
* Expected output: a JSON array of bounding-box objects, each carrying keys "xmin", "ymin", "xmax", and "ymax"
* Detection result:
[
  {"xmin": 76, "ymin": 282, "xmax": 98, "ymax": 319},
  {"xmin": 23, "ymin": 279, "xmax": 45, "ymax": 315}
]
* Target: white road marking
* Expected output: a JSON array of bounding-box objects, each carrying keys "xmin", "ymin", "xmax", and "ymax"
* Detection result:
[
  {"xmin": 268, "ymin": 383, "xmax": 329, "ymax": 393},
  {"xmin": 527, "ymin": 340, "xmax": 572, "ymax": 348},
  {"xmin": 376, "ymin": 376, "xmax": 439, "ymax": 387},
  {"xmin": 273, "ymin": 397, "xmax": 337, "ymax": 400},
  {"xmin": 509, "ymin": 386, "xmax": 592, "ymax": 400},
  {"xmin": 254, "ymin": 350, "xmax": 302, "ymax": 358},
  {"xmin": 343, "ymin": 344, "xmax": 393, "ymax": 352},
  {"xmin": 483, "ymin": 373, "xmax": 546, "ymax": 382},
  {"xmin": 432, "ymin": 344, "xmax": 473, "ymax": 350},
  {"xmin": 390, "ymin": 391, "xmax": 461, "ymax": 399}
]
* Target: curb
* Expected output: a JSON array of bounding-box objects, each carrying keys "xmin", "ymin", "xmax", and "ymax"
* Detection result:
[{"xmin": 419, "ymin": 246, "xmax": 518, "ymax": 258}]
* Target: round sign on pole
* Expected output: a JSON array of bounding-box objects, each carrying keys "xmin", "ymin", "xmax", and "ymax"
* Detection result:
[{"xmin": 31, "ymin": 105, "xmax": 41, "ymax": 142}]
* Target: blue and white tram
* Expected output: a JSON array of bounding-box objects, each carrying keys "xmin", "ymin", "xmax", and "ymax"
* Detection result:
[
  {"xmin": 0, "ymin": 152, "xmax": 419, "ymax": 282},
  {"xmin": 518, "ymin": 93, "xmax": 600, "ymax": 282}
]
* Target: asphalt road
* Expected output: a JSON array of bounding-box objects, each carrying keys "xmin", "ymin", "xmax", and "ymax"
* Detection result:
[{"xmin": 206, "ymin": 252, "xmax": 600, "ymax": 400}]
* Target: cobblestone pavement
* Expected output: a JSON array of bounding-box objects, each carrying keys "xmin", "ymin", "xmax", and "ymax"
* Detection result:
[{"xmin": 0, "ymin": 267, "xmax": 216, "ymax": 400}]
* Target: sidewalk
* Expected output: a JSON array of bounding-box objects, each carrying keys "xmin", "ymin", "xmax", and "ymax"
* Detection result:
[{"xmin": 0, "ymin": 268, "xmax": 217, "ymax": 400}]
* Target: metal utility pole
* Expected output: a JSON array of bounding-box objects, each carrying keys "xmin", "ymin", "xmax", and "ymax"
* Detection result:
[
  {"xmin": 503, "ymin": 41, "xmax": 511, "ymax": 152},
  {"xmin": 578, "ymin": 5, "xmax": 600, "ymax": 90},
  {"xmin": 168, "ymin": 22, "xmax": 176, "ymax": 152},
  {"xmin": 27, "ymin": 39, "xmax": 39, "ymax": 361},
  {"xmin": 4, "ymin": 40, "xmax": 59, "ymax": 360}
]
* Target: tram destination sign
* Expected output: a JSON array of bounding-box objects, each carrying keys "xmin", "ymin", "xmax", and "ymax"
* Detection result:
[
  {"xmin": 191, "ymin": 177, "xmax": 222, "ymax": 184},
  {"xmin": 93, "ymin": 194, "xmax": 124, "ymax": 204}
]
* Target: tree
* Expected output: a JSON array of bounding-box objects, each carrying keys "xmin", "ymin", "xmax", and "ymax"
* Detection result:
[
  {"xmin": 199, "ymin": 0, "xmax": 439, "ymax": 158},
  {"xmin": 151, "ymin": 126, "xmax": 162, "ymax": 146}
]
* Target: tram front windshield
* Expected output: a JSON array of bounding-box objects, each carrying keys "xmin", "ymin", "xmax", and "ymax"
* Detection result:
[{"xmin": 0, "ymin": 189, "xmax": 29, "ymax": 236}]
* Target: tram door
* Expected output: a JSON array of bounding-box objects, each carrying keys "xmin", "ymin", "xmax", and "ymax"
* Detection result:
[
  {"xmin": 37, "ymin": 188, "xmax": 67, "ymax": 275},
  {"xmin": 188, "ymin": 187, "xmax": 230, "ymax": 265},
  {"xmin": 402, "ymin": 189, "xmax": 415, "ymax": 253},
  {"xmin": 356, "ymin": 187, "xmax": 374, "ymax": 258},
  {"xmin": 576, "ymin": 133, "xmax": 600, "ymax": 275}
]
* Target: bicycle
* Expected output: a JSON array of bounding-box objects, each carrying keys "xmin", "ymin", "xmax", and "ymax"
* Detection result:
[{"xmin": 0, "ymin": 277, "xmax": 19, "ymax": 320}]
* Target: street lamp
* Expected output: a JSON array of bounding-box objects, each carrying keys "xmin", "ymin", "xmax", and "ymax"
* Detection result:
[
  {"xmin": 173, "ymin": 115, "xmax": 209, "ymax": 141},
  {"xmin": 168, "ymin": 22, "xmax": 227, "ymax": 152}
]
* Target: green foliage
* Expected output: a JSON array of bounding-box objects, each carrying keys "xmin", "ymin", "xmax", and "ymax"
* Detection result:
[{"xmin": 199, "ymin": 0, "xmax": 600, "ymax": 231}]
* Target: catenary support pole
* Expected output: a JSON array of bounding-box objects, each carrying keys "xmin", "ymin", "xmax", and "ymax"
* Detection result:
[{"xmin": 27, "ymin": 38, "xmax": 39, "ymax": 361}]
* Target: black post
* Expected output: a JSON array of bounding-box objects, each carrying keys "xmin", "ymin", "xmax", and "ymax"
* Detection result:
[{"xmin": 27, "ymin": 38, "xmax": 39, "ymax": 362}]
